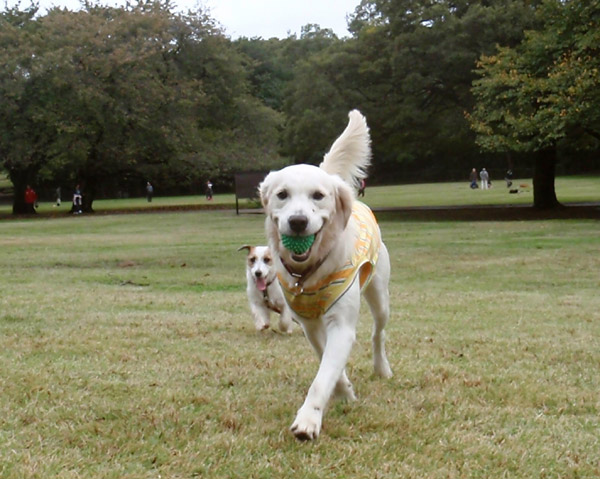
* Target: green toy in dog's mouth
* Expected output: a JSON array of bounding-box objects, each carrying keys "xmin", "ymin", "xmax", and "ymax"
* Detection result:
[{"xmin": 281, "ymin": 234, "xmax": 316, "ymax": 255}]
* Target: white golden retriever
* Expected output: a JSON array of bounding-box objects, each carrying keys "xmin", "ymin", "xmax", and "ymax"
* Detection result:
[
  {"xmin": 238, "ymin": 245, "xmax": 293, "ymax": 333},
  {"xmin": 259, "ymin": 110, "xmax": 392, "ymax": 440}
]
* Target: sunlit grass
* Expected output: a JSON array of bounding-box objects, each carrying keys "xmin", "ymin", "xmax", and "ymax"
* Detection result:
[{"xmin": 1, "ymin": 211, "xmax": 599, "ymax": 478}]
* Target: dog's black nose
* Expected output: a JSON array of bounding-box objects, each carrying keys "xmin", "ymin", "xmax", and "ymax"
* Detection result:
[
  {"xmin": 288, "ymin": 215, "xmax": 308, "ymax": 233},
  {"xmin": 255, "ymin": 271, "xmax": 262, "ymax": 278}
]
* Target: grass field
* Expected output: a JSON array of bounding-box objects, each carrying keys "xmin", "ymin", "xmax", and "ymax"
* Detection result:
[
  {"xmin": 363, "ymin": 175, "xmax": 600, "ymax": 208},
  {"xmin": 1, "ymin": 175, "xmax": 599, "ymax": 216},
  {"xmin": 1, "ymin": 208, "xmax": 599, "ymax": 478}
]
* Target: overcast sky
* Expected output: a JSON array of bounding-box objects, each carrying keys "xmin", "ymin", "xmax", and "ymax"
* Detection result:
[{"xmin": 4, "ymin": 0, "xmax": 359, "ymax": 39}]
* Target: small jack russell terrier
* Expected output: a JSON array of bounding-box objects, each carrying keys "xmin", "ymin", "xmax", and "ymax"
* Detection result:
[{"xmin": 239, "ymin": 245, "xmax": 293, "ymax": 333}]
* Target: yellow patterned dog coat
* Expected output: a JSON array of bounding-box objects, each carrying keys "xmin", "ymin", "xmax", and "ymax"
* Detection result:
[{"xmin": 278, "ymin": 201, "xmax": 381, "ymax": 320}]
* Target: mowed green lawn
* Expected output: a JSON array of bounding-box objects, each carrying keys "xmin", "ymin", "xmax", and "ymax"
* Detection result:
[
  {"xmin": 1, "ymin": 210, "xmax": 599, "ymax": 478},
  {"xmin": 1, "ymin": 175, "xmax": 599, "ymax": 215},
  {"xmin": 363, "ymin": 175, "xmax": 600, "ymax": 208}
]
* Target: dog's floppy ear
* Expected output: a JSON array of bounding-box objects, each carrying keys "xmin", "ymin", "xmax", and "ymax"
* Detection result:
[
  {"xmin": 238, "ymin": 245, "xmax": 254, "ymax": 253},
  {"xmin": 334, "ymin": 177, "xmax": 354, "ymax": 228},
  {"xmin": 258, "ymin": 172, "xmax": 274, "ymax": 209}
]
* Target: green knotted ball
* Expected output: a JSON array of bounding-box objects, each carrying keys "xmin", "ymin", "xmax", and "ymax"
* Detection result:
[{"xmin": 281, "ymin": 234, "xmax": 315, "ymax": 255}]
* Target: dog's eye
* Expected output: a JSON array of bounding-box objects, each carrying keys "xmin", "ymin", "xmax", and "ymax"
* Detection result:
[
  {"xmin": 264, "ymin": 257, "xmax": 271, "ymax": 264},
  {"xmin": 312, "ymin": 191, "xmax": 325, "ymax": 201},
  {"xmin": 249, "ymin": 257, "xmax": 256, "ymax": 264},
  {"xmin": 276, "ymin": 190, "xmax": 288, "ymax": 200}
]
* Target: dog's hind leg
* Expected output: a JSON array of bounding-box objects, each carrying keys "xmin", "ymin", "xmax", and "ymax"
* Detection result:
[
  {"xmin": 278, "ymin": 305, "xmax": 293, "ymax": 334},
  {"xmin": 363, "ymin": 244, "xmax": 393, "ymax": 378}
]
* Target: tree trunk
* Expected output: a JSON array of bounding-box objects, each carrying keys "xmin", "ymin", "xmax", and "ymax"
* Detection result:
[
  {"xmin": 9, "ymin": 170, "xmax": 34, "ymax": 215},
  {"xmin": 82, "ymin": 193, "xmax": 95, "ymax": 213},
  {"xmin": 82, "ymin": 178, "xmax": 96, "ymax": 213},
  {"xmin": 533, "ymin": 147, "xmax": 561, "ymax": 209}
]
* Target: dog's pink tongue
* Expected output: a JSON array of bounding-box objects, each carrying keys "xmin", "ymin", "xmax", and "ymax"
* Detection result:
[{"xmin": 256, "ymin": 277, "xmax": 267, "ymax": 291}]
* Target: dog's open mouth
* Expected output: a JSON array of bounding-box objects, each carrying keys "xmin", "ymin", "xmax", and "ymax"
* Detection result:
[
  {"xmin": 281, "ymin": 231, "xmax": 319, "ymax": 263},
  {"xmin": 255, "ymin": 276, "xmax": 267, "ymax": 291},
  {"xmin": 288, "ymin": 234, "xmax": 317, "ymax": 263},
  {"xmin": 291, "ymin": 247, "xmax": 312, "ymax": 263}
]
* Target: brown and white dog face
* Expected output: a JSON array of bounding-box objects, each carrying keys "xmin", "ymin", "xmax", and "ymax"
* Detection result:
[
  {"xmin": 259, "ymin": 165, "xmax": 353, "ymax": 266},
  {"xmin": 238, "ymin": 245, "xmax": 276, "ymax": 292}
]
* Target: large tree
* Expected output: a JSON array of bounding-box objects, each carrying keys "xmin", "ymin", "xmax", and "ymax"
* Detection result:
[
  {"xmin": 0, "ymin": 4, "xmax": 45, "ymax": 213},
  {"xmin": 356, "ymin": 0, "xmax": 540, "ymax": 180},
  {"xmin": 469, "ymin": 0, "xmax": 600, "ymax": 208},
  {"xmin": 0, "ymin": 1, "xmax": 283, "ymax": 213},
  {"xmin": 1, "ymin": 2, "xmax": 208, "ymax": 212},
  {"xmin": 281, "ymin": 0, "xmax": 539, "ymax": 181}
]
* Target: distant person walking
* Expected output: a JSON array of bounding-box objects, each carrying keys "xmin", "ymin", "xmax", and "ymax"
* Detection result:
[
  {"xmin": 55, "ymin": 186, "xmax": 61, "ymax": 207},
  {"xmin": 504, "ymin": 169, "xmax": 513, "ymax": 188},
  {"xmin": 469, "ymin": 168, "xmax": 478, "ymax": 189},
  {"xmin": 146, "ymin": 182, "xmax": 154, "ymax": 202},
  {"xmin": 73, "ymin": 185, "xmax": 83, "ymax": 214},
  {"xmin": 480, "ymin": 168, "xmax": 490, "ymax": 190},
  {"xmin": 24, "ymin": 185, "xmax": 38, "ymax": 213},
  {"xmin": 358, "ymin": 178, "xmax": 366, "ymax": 197},
  {"xmin": 205, "ymin": 180, "xmax": 213, "ymax": 201}
]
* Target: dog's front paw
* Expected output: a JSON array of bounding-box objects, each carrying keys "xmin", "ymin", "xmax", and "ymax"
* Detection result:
[
  {"xmin": 290, "ymin": 406, "xmax": 322, "ymax": 441},
  {"xmin": 254, "ymin": 320, "xmax": 270, "ymax": 331},
  {"xmin": 278, "ymin": 319, "xmax": 293, "ymax": 334},
  {"xmin": 278, "ymin": 311, "xmax": 294, "ymax": 334}
]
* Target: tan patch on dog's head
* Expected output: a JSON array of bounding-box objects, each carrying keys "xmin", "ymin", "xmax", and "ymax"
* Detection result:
[
  {"xmin": 263, "ymin": 250, "xmax": 273, "ymax": 264},
  {"xmin": 238, "ymin": 245, "xmax": 255, "ymax": 266},
  {"xmin": 238, "ymin": 245, "xmax": 275, "ymax": 270},
  {"xmin": 238, "ymin": 245, "xmax": 255, "ymax": 254}
]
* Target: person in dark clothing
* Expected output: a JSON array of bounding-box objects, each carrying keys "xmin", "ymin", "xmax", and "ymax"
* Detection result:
[
  {"xmin": 469, "ymin": 168, "xmax": 478, "ymax": 189},
  {"xmin": 358, "ymin": 178, "xmax": 366, "ymax": 197},
  {"xmin": 505, "ymin": 169, "xmax": 513, "ymax": 188},
  {"xmin": 73, "ymin": 185, "xmax": 83, "ymax": 214},
  {"xmin": 205, "ymin": 180, "xmax": 213, "ymax": 200},
  {"xmin": 146, "ymin": 182, "xmax": 154, "ymax": 202}
]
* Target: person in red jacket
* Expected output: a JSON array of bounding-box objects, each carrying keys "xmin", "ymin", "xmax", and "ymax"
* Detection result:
[{"xmin": 24, "ymin": 185, "xmax": 38, "ymax": 213}]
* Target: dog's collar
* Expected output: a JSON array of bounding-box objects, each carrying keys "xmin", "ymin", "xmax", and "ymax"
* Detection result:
[
  {"xmin": 280, "ymin": 253, "xmax": 331, "ymax": 294},
  {"xmin": 261, "ymin": 279, "xmax": 282, "ymax": 314}
]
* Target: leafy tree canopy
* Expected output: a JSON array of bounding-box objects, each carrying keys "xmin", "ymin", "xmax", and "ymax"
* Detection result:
[
  {"xmin": 469, "ymin": 0, "xmax": 600, "ymax": 152},
  {"xmin": 0, "ymin": 1, "xmax": 283, "ymax": 212},
  {"xmin": 1, "ymin": 0, "xmax": 598, "ymax": 214},
  {"xmin": 468, "ymin": 0, "xmax": 600, "ymax": 207},
  {"xmin": 282, "ymin": 0, "xmax": 539, "ymax": 180}
]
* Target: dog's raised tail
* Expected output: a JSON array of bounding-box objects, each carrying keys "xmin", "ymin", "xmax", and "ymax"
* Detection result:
[{"xmin": 320, "ymin": 110, "xmax": 371, "ymax": 190}]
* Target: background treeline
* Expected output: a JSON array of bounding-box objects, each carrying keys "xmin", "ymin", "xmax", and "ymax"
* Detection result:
[{"xmin": 1, "ymin": 0, "xmax": 598, "ymax": 212}]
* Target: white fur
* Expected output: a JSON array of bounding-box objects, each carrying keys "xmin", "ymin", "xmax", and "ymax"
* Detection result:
[
  {"xmin": 259, "ymin": 110, "xmax": 392, "ymax": 441},
  {"xmin": 239, "ymin": 245, "xmax": 293, "ymax": 333},
  {"xmin": 320, "ymin": 109, "xmax": 371, "ymax": 190}
]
